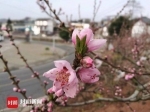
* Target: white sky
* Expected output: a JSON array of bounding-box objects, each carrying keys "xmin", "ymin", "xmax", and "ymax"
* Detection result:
[{"xmin": 0, "ymin": 0, "xmax": 149, "ymax": 22}]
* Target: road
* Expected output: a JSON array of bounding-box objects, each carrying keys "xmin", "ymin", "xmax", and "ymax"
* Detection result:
[{"xmin": 0, "ymin": 40, "xmax": 75, "ymax": 109}]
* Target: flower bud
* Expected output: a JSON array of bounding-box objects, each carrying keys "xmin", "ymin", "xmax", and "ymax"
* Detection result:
[
  {"xmin": 1, "ymin": 27, "xmax": 7, "ymax": 31},
  {"xmin": 44, "ymin": 80, "xmax": 49, "ymax": 85},
  {"xmin": 136, "ymin": 61, "xmax": 141, "ymax": 66},
  {"xmin": 18, "ymin": 89, "xmax": 21, "ymax": 92},
  {"xmin": 47, "ymin": 102, "xmax": 53, "ymax": 108},
  {"xmin": 81, "ymin": 56, "xmax": 93, "ymax": 68},
  {"xmin": 47, "ymin": 108, "xmax": 52, "ymax": 112},
  {"xmin": 22, "ymin": 89, "xmax": 26, "ymax": 93},
  {"xmin": 13, "ymin": 87, "xmax": 18, "ymax": 92},
  {"xmin": 42, "ymin": 98, "xmax": 47, "ymax": 103},
  {"xmin": 125, "ymin": 74, "xmax": 134, "ymax": 80},
  {"xmin": 47, "ymin": 88, "xmax": 53, "ymax": 94},
  {"xmin": 31, "ymin": 75, "xmax": 35, "ymax": 78}
]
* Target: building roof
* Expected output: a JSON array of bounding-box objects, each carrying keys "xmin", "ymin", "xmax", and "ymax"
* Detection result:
[{"xmin": 141, "ymin": 17, "xmax": 150, "ymax": 25}]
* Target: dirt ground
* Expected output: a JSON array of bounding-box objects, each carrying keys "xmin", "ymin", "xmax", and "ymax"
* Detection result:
[{"xmin": 55, "ymin": 100, "xmax": 150, "ymax": 112}]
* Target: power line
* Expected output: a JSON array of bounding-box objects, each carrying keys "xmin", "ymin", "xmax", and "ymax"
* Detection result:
[
  {"xmin": 99, "ymin": 0, "xmax": 127, "ymax": 17},
  {"xmin": 0, "ymin": 1, "xmax": 43, "ymax": 16}
]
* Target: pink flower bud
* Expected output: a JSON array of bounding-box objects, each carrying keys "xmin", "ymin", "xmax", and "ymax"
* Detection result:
[
  {"xmin": 81, "ymin": 56, "xmax": 93, "ymax": 68},
  {"xmin": 136, "ymin": 61, "xmax": 141, "ymax": 66},
  {"xmin": 34, "ymin": 71, "xmax": 39, "ymax": 76},
  {"xmin": 41, "ymin": 107, "xmax": 45, "ymax": 111},
  {"xmin": 13, "ymin": 87, "xmax": 18, "ymax": 92},
  {"xmin": 18, "ymin": 89, "xmax": 21, "ymax": 92},
  {"xmin": 125, "ymin": 74, "xmax": 134, "ymax": 80},
  {"xmin": 31, "ymin": 75, "xmax": 35, "ymax": 78},
  {"xmin": 47, "ymin": 88, "xmax": 53, "ymax": 94},
  {"xmin": 47, "ymin": 108, "xmax": 52, "ymax": 112},
  {"xmin": 115, "ymin": 93, "xmax": 118, "ymax": 96},
  {"xmin": 44, "ymin": 80, "xmax": 49, "ymax": 85},
  {"xmin": 62, "ymin": 96, "xmax": 68, "ymax": 102},
  {"xmin": 55, "ymin": 89, "xmax": 63, "ymax": 97},
  {"xmin": 47, "ymin": 102, "xmax": 53, "ymax": 108},
  {"xmin": 42, "ymin": 98, "xmax": 47, "ymax": 103},
  {"xmin": 1, "ymin": 27, "xmax": 7, "ymax": 31},
  {"xmin": 61, "ymin": 102, "xmax": 65, "ymax": 106},
  {"xmin": 115, "ymin": 86, "xmax": 120, "ymax": 89},
  {"xmin": 118, "ymin": 89, "xmax": 122, "ymax": 92},
  {"xmin": 22, "ymin": 89, "xmax": 26, "ymax": 93},
  {"xmin": 35, "ymin": 106, "xmax": 39, "ymax": 110}
]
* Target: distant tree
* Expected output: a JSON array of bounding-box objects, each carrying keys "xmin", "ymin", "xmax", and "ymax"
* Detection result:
[
  {"xmin": 6, "ymin": 19, "xmax": 13, "ymax": 31},
  {"xmin": 59, "ymin": 27, "xmax": 70, "ymax": 41},
  {"xmin": 108, "ymin": 16, "xmax": 131, "ymax": 36}
]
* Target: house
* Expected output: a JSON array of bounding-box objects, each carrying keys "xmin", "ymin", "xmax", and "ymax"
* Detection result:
[
  {"xmin": 131, "ymin": 17, "xmax": 150, "ymax": 38},
  {"xmin": 98, "ymin": 17, "xmax": 113, "ymax": 37},
  {"xmin": 13, "ymin": 17, "xmax": 38, "ymax": 35},
  {"xmin": 70, "ymin": 19, "xmax": 91, "ymax": 30},
  {"xmin": 35, "ymin": 18, "xmax": 54, "ymax": 35}
]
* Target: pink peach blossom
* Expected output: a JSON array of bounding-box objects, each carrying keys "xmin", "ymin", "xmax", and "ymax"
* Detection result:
[
  {"xmin": 43, "ymin": 60, "xmax": 78, "ymax": 98},
  {"xmin": 78, "ymin": 67, "xmax": 100, "ymax": 83},
  {"xmin": 72, "ymin": 28, "xmax": 93, "ymax": 45},
  {"xmin": 72, "ymin": 28, "xmax": 107, "ymax": 52}
]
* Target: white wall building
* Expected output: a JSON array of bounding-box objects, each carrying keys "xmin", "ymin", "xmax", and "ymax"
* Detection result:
[
  {"xmin": 132, "ymin": 17, "xmax": 150, "ymax": 38},
  {"xmin": 35, "ymin": 18, "xmax": 54, "ymax": 35}
]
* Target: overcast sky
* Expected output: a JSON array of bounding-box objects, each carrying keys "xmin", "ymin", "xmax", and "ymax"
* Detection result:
[{"xmin": 0, "ymin": 0, "xmax": 149, "ymax": 22}]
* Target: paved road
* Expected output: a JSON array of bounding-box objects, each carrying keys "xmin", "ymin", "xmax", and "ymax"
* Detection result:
[{"xmin": 0, "ymin": 40, "xmax": 74, "ymax": 109}]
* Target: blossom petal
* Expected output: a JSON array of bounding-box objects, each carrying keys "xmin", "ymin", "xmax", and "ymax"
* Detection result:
[
  {"xmin": 72, "ymin": 28, "xmax": 93, "ymax": 45},
  {"xmin": 54, "ymin": 60, "xmax": 73, "ymax": 72},
  {"xmin": 87, "ymin": 39, "xmax": 107, "ymax": 52},
  {"xmin": 52, "ymin": 81, "xmax": 62, "ymax": 92},
  {"xmin": 80, "ymin": 28, "xmax": 93, "ymax": 44},
  {"xmin": 72, "ymin": 29, "xmax": 80, "ymax": 45},
  {"xmin": 54, "ymin": 60, "xmax": 63, "ymax": 69},
  {"xmin": 43, "ymin": 68, "xmax": 59, "ymax": 81},
  {"xmin": 64, "ymin": 84, "xmax": 78, "ymax": 98},
  {"xmin": 68, "ymin": 71, "xmax": 78, "ymax": 84}
]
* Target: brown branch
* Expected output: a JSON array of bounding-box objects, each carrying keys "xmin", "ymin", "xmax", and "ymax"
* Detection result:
[
  {"xmin": 0, "ymin": 51, "xmax": 28, "ymax": 99},
  {"xmin": 6, "ymin": 30, "xmax": 47, "ymax": 95},
  {"xmin": 91, "ymin": 52, "xmax": 150, "ymax": 75}
]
